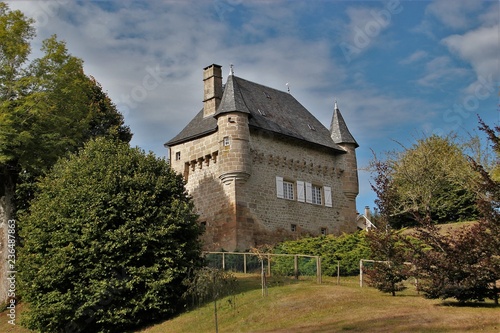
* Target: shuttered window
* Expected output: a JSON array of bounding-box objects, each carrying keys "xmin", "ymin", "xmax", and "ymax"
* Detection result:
[
  {"xmin": 283, "ymin": 181, "xmax": 294, "ymax": 200},
  {"xmin": 312, "ymin": 185, "xmax": 322, "ymax": 205}
]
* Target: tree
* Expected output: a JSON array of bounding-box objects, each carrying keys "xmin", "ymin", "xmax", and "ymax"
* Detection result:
[
  {"xmin": 408, "ymin": 121, "xmax": 499, "ymax": 304},
  {"xmin": 370, "ymin": 135, "xmax": 479, "ymax": 228},
  {"xmin": 183, "ymin": 267, "xmax": 237, "ymax": 333},
  {"xmin": 0, "ymin": 3, "xmax": 130, "ymax": 303},
  {"xmin": 371, "ymin": 121, "xmax": 500, "ymax": 304},
  {"xmin": 18, "ymin": 138, "xmax": 203, "ymax": 332},
  {"xmin": 365, "ymin": 222, "xmax": 411, "ymax": 296}
]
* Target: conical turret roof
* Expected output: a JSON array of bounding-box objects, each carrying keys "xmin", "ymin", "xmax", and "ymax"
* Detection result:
[{"xmin": 329, "ymin": 103, "xmax": 358, "ymax": 148}]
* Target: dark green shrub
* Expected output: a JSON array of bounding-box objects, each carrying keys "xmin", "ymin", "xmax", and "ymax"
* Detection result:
[{"xmin": 19, "ymin": 138, "xmax": 203, "ymax": 333}]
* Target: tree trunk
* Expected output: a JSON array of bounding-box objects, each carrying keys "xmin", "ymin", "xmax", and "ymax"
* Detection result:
[{"xmin": 0, "ymin": 177, "xmax": 15, "ymax": 305}]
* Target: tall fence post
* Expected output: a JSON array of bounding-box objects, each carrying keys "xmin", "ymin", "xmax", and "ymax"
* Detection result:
[
  {"xmin": 316, "ymin": 256, "xmax": 322, "ymax": 284},
  {"xmin": 267, "ymin": 255, "xmax": 271, "ymax": 277},
  {"xmin": 294, "ymin": 255, "xmax": 299, "ymax": 280},
  {"xmin": 243, "ymin": 253, "xmax": 247, "ymax": 274},
  {"xmin": 337, "ymin": 260, "xmax": 340, "ymax": 285},
  {"xmin": 222, "ymin": 252, "xmax": 225, "ymax": 271},
  {"xmin": 359, "ymin": 259, "xmax": 363, "ymax": 287}
]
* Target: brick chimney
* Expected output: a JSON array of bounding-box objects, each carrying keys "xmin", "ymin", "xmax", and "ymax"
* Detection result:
[{"xmin": 203, "ymin": 64, "xmax": 223, "ymax": 117}]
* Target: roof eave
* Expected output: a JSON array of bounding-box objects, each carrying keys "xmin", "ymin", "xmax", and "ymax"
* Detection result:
[
  {"xmin": 164, "ymin": 127, "xmax": 218, "ymax": 147},
  {"xmin": 249, "ymin": 125, "xmax": 346, "ymax": 155}
]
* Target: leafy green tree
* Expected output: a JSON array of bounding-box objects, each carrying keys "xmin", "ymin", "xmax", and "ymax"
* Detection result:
[
  {"xmin": 18, "ymin": 138, "xmax": 203, "ymax": 332},
  {"xmin": 380, "ymin": 120, "xmax": 499, "ymax": 304},
  {"xmin": 365, "ymin": 223, "xmax": 411, "ymax": 296},
  {"xmin": 370, "ymin": 135, "xmax": 478, "ymax": 228},
  {"xmin": 0, "ymin": 3, "xmax": 130, "ymax": 303}
]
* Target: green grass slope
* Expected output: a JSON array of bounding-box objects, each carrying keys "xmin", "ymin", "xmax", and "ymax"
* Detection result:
[{"xmin": 139, "ymin": 274, "xmax": 499, "ymax": 333}]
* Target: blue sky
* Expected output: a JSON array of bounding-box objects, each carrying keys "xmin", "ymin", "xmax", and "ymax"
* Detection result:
[{"xmin": 7, "ymin": 0, "xmax": 499, "ymax": 212}]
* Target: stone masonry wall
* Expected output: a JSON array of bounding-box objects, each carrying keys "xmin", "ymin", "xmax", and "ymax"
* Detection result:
[
  {"xmin": 233, "ymin": 130, "xmax": 358, "ymax": 250},
  {"xmin": 169, "ymin": 131, "xmax": 238, "ymax": 250},
  {"xmin": 169, "ymin": 124, "xmax": 359, "ymax": 251}
]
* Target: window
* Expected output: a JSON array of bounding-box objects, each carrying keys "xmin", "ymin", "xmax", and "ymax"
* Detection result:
[
  {"xmin": 223, "ymin": 136, "xmax": 230, "ymax": 147},
  {"xmin": 321, "ymin": 227, "xmax": 327, "ymax": 236},
  {"xmin": 291, "ymin": 224, "xmax": 297, "ymax": 232},
  {"xmin": 312, "ymin": 185, "xmax": 322, "ymax": 205},
  {"xmin": 175, "ymin": 151, "xmax": 181, "ymax": 161},
  {"xmin": 283, "ymin": 181, "xmax": 294, "ymax": 200},
  {"xmin": 276, "ymin": 177, "xmax": 294, "ymax": 200}
]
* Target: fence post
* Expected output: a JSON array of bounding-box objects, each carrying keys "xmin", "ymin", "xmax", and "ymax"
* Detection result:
[
  {"xmin": 222, "ymin": 252, "xmax": 225, "ymax": 271},
  {"xmin": 267, "ymin": 255, "xmax": 271, "ymax": 277},
  {"xmin": 337, "ymin": 260, "xmax": 340, "ymax": 285},
  {"xmin": 359, "ymin": 259, "xmax": 363, "ymax": 287},
  {"xmin": 294, "ymin": 255, "xmax": 299, "ymax": 280},
  {"xmin": 243, "ymin": 253, "xmax": 247, "ymax": 274},
  {"xmin": 316, "ymin": 256, "xmax": 322, "ymax": 284}
]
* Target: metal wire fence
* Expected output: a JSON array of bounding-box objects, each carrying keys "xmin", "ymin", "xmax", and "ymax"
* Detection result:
[{"xmin": 203, "ymin": 252, "xmax": 322, "ymax": 283}]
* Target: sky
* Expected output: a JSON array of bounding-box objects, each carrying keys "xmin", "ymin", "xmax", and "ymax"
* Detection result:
[{"xmin": 6, "ymin": 0, "xmax": 500, "ymax": 212}]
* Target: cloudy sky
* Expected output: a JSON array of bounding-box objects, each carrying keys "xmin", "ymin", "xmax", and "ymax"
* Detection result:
[{"xmin": 6, "ymin": 0, "xmax": 499, "ymax": 212}]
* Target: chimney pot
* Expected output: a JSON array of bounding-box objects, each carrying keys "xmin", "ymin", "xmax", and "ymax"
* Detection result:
[{"xmin": 364, "ymin": 206, "xmax": 371, "ymax": 219}]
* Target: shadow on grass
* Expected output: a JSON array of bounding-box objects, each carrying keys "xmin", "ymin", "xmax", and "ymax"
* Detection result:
[{"xmin": 437, "ymin": 300, "xmax": 499, "ymax": 308}]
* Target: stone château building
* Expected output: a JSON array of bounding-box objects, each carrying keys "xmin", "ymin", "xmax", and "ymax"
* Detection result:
[{"xmin": 165, "ymin": 64, "xmax": 359, "ymax": 251}]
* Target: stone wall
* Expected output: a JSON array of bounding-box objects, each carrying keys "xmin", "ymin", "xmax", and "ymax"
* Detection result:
[
  {"xmin": 169, "ymin": 120, "xmax": 359, "ymax": 251},
  {"xmin": 232, "ymin": 130, "xmax": 358, "ymax": 249}
]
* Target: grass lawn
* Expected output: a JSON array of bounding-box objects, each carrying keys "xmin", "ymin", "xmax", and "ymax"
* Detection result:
[
  {"xmin": 1, "ymin": 273, "xmax": 498, "ymax": 332},
  {"xmin": 139, "ymin": 274, "xmax": 500, "ymax": 333}
]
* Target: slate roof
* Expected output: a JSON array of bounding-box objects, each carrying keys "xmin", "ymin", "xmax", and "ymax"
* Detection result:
[
  {"xmin": 166, "ymin": 74, "xmax": 356, "ymax": 153},
  {"xmin": 330, "ymin": 105, "xmax": 359, "ymax": 148}
]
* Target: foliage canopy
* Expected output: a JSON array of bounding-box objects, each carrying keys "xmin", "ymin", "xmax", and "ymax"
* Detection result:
[
  {"xmin": 370, "ymin": 134, "xmax": 479, "ymax": 228},
  {"xmin": 19, "ymin": 138, "xmax": 203, "ymax": 332}
]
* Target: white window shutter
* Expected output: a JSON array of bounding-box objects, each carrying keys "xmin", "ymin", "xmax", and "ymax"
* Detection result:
[
  {"xmin": 324, "ymin": 186, "xmax": 332, "ymax": 207},
  {"xmin": 276, "ymin": 176, "xmax": 284, "ymax": 198},
  {"xmin": 297, "ymin": 181, "xmax": 305, "ymax": 202},
  {"xmin": 305, "ymin": 182, "xmax": 312, "ymax": 203}
]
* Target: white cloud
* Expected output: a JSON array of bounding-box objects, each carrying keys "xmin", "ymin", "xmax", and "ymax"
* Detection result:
[
  {"xmin": 336, "ymin": 2, "xmax": 403, "ymax": 62},
  {"xmin": 442, "ymin": 24, "xmax": 500, "ymax": 94},
  {"xmin": 426, "ymin": 0, "xmax": 483, "ymax": 30},
  {"xmin": 399, "ymin": 50, "xmax": 428, "ymax": 65},
  {"xmin": 416, "ymin": 56, "xmax": 469, "ymax": 88}
]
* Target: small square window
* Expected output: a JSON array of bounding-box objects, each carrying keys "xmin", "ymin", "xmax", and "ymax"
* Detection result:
[
  {"xmin": 321, "ymin": 227, "xmax": 327, "ymax": 236},
  {"xmin": 291, "ymin": 224, "xmax": 297, "ymax": 232},
  {"xmin": 223, "ymin": 136, "xmax": 230, "ymax": 147},
  {"xmin": 175, "ymin": 151, "xmax": 181, "ymax": 161}
]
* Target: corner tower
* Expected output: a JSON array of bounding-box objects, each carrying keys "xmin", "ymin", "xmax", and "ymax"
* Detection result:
[
  {"xmin": 215, "ymin": 72, "xmax": 252, "ymax": 184},
  {"xmin": 330, "ymin": 101, "xmax": 359, "ymax": 230}
]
